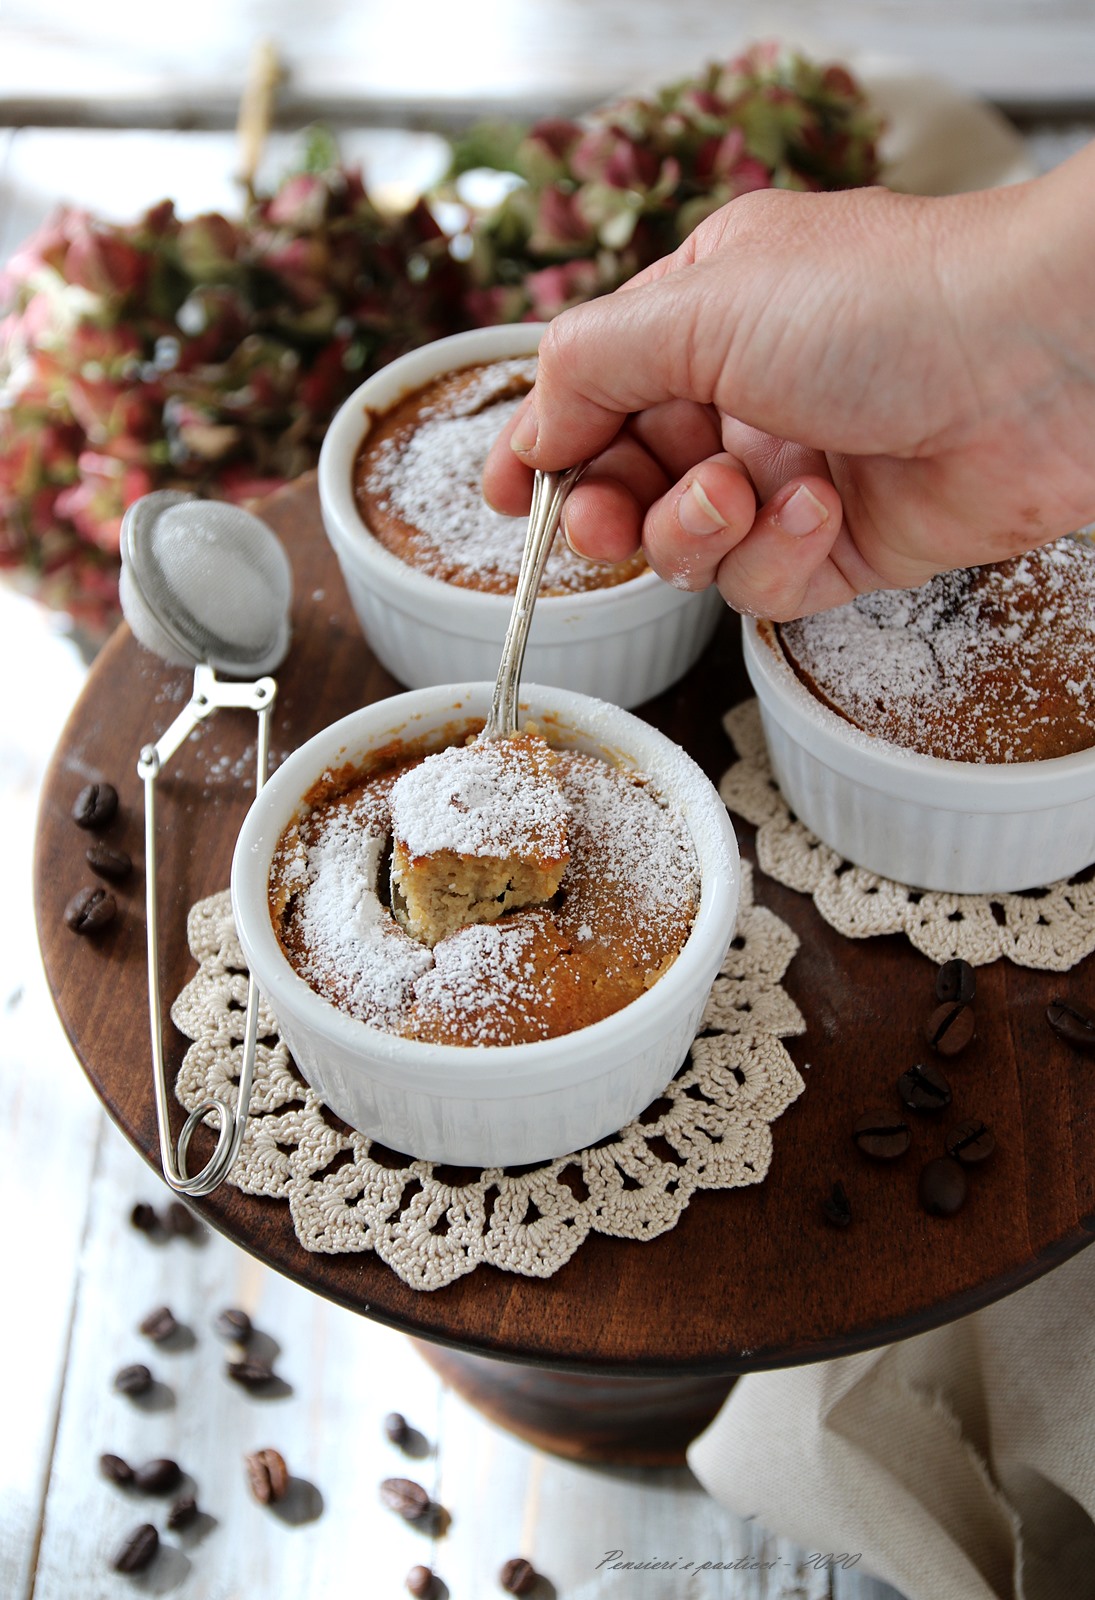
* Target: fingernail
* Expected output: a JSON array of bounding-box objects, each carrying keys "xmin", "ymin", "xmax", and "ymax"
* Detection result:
[
  {"xmin": 510, "ymin": 405, "xmax": 538, "ymax": 456},
  {"xmin": 777, "ymin": 484, "xmax": 828, "ymax": 537},
  {"xmin": 678, "ymin": 480, "xmax": 727, "ymax": 537}
]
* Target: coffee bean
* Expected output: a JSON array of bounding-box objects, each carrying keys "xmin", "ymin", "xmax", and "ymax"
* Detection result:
[
  {"xmin": 936, "ymin": 958, "xmax": 976, "ymax": 1005},
  {"xmin": 925, "ymin": 1002, "xmax": 975, "ymax": 1056},
  {"xmin": 898, "ymin": 1062, "xmax": 953, "ymax": 1113},
  {"xmin": 821, "ymin": 1180, "xmax": 852, "ymax": 1228},
  {"xmin": 945, "ymin": 1119, "xmax": 996, "ymax": 1165},
  {"xmin": 500, "ymin": 1556, "xmax": 539, "ymax": 1595},
  {"xmin": 1046, "ymin": 996, "xmax": 1095, "ymax": 1050},
  {"xmin": 111, "ymin": 1523, "xmax": 159, "ymax": 1574},
  {"xmin": 129, "ymin": 1202, "xmax": 159, "ymax": 1233},
  {"xmin": 73, "ymin": 781, "xmax": 118, "ymax": 829},
  {"xmin": 919, "ymin": 1157, "xmax": 968, "ymax": 1217},
  {"xmin": 164, "ymin": 1201, "xmax": 198, "ymax": 1238},
  {"xmin": 380, "ymin": 1477, "xmax": 431, "ymax": 1522},
  {"xmin": 139, "ymin": 1306, "xmax": 178, "ymax": 1343},
  {"xmin": 100, "ymin": 1452, "xmax": 134, "ymax": 1485},
  {"xmin": 133, "ymin": 1457, "xmax": 181, "ymax": 1494},
  {"xmin": 227, "ymin": 1357, "xmax": 275, "ymax": 1389},
  {"xmin": 215, "ymin": 1307, "xmax": 253, "ymax": 1342},
  {"xmin": 64, "ymin": 885, "xmax": 117, "ymax": 935},
  {"xmin": 166, "ymin": 1493, "xmax": 199, "ymax": 1531},
  {"xmin": 245, "ymin": 1447, "xmax": 290, "ymax": 1505},
  {"xmin": 86, "ymin": 841, "xmax": 132, "ymax": 882},
  {"xmin": 114, "ymin": 1363, "xmax": 153, "ymax": 1398},
  {"xmin": 852, "ymin": 1110, "xmax": 911, "ymax": 1160},
  {"xmin": 406, "ymin": 1566, "xmax": 436, "ymax": 1599},
  {"xmin": 384, "ymin": 1411, "xmax": 410, "ymax": 1446}
]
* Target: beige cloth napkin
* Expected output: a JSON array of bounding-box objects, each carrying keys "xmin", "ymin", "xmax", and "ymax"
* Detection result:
[{"xmin": 688, "ymin": 1243, "xmax": 1095, "ymax": 1599}]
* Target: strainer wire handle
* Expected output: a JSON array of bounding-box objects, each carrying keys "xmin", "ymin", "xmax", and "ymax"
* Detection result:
[{"xmin": 137, "ymin": 664, "xmax": 277, "ymax": 1198}]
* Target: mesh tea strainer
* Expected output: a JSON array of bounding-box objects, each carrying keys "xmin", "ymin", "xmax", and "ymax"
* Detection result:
[{"xmin": 120, "ymin": 490, "xmax": 292, "ymax": 1197}]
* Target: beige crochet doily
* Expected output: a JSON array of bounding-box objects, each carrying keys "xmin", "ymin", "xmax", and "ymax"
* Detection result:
[
  {"xmin": 721, "ymin": 699, "xmax": 1095, "ymax": 972},
  {"xmin": 171, "ymin": 859, "xmax": 805, "ymax": 1291}
]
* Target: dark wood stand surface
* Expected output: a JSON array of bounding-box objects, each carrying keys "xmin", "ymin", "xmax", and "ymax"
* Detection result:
[{"xmin": 34, "ymin": 475, "xmax": 1095, "ymax": 1380}]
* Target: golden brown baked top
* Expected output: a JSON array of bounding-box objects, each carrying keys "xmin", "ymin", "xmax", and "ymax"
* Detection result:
[
  {"xmin": 352, "ymin": 358, "xmax": 647, "ymax": 595},
  {"xmin": 268, "ymin": 733, "xmax": 699, "ymax": 1046},
  {"xmin": 777, "ymin": 539, "xmax": 1095, "ymax": 763}
]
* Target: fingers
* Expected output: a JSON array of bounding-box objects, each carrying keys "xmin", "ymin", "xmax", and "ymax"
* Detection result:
[
  {"xmin": 482, "ymin": 396, "xmax": 537, "ymax": 515},
  {"xmin": 560, "ymin": 432, "xmax": 672, "ymax": 565},
  {"xmin": 712, "ymin": 475, "xmax": 850, "ymax": 618},
  {"xmin": 637, "ymin": 454, "xmax": 758, "ymax": 591}
]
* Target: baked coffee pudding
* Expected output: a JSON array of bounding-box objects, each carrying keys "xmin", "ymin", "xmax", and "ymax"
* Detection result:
[
  {"xmin": 389, "ymin": 733, "xmax": 571, "ymax": 948},
  {"xmin": 268, "ymin": 726, "xmax": 700, "ymax": 1047},
  {"xmin": 776, "ymin": 539, "xmax": 1095, "ymax": 763},
  {"xmin": 352, "ymin": 357, "xmax": 647, "ymax": 595}
]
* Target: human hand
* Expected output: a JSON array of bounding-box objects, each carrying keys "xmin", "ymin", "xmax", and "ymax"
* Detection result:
[{"xmin": 482, "ymin": 145, "xmax": 1095, "ymax": 618}]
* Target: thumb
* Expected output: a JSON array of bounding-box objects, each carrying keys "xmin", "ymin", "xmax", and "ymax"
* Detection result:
[{"xmin": 512, "ymin": 262, "xmax": 727, "ymax": 470}]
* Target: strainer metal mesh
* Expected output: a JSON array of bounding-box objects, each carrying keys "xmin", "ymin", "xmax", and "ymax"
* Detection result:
[{"xmin": 121, "ymin": 492, "xmax": 292, "ymax": 675}]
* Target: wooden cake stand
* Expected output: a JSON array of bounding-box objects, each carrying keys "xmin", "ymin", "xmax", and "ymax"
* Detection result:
[{"xmin": 34, "ymin": 475, "xmax": 1095, "ymax": 1464}]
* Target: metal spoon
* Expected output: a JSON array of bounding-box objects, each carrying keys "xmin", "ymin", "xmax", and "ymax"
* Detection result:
[
  {"xmin": 120, "ymin": 490, "xmax": 292, "ymax": 1197},
  {"xmin": 389, "ymin": 464, "xmax": 586, "ymax": 935},
  {"xmin": 483, "ymin": 463, "xmax": 588, "ymax": 739}
]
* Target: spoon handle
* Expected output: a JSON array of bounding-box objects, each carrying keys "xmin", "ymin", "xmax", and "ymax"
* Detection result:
[{"xmin": 484, "ymin": 463, "xmax": 588, "ymax": 740}]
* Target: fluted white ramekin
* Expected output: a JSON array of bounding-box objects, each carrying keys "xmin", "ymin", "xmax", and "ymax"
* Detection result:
[
  {"xmin": 232, "ymin": 682, "xmax": 740, "ymax": 1165},
  {"xmin": 317, "ymin": 324, "xmax": 722, "ymax": 708},
  {"xmin": 743, "ymin": 617, "xmax": 1095, "ymax": 894}
]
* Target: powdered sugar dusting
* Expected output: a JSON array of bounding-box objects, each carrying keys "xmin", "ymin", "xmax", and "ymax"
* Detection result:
[
  {"xmin": 390, "ymin": 737, "xmax": 568, "ymax": 860},
  {"xmin": 780, "ymin": 539, "xmax": 1095, "ymax": 763},
  {"xmin": 270, "ymin": 741, "xmax": 701, "ymax": 1046},
  {"xmin": 355, "ymin": 358, "xmax": 645, "ymax": 595}
]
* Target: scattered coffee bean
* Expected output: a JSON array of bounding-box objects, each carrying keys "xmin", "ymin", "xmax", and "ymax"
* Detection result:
[
  {"xmin": 384, "ymin": 1411, "xmax": 410, "ymax": 1446},
  {"xmin": 406, "ymin": 1566, "xmax": 436, "ymax": 1599},
  {"xmin": 380, "ymin": 1477, "xmax": 431, "ymax": 1523},
  {"xmin": 129, "ymin": 1202, "xmax": 159, "ymax": 1233},
  {"xmin": 133, "ymin": 1457, "xmax": 181, "ymax": 1494},
  {"xmin": 945, "ymin": 1119, "xmax": 996, "ymax": 1165},
  {"xmin": 852, "ymin": 1111, "xmax": 911, "ymax": 1160},
  {"xmin": 1046, "ymin": 996, "xmax": 1095, "ymax": 1051},
  {"xmin": 100, "ymin": 1452, "xmax": 134, "ymax": 1485},
  {"xmin": 227, "ymin": 1357, "xmax": 275, "ymax": 1389},
  {"xmin": 111, "ymin": 1523, "xmax": 159, "ymax": 1575},
  {"xmin": 245, "ymin": 1447, "xmax": 290, "ymax": 1505},
  {"xmin": 64, "ymin": 884, "xmax": 117, "ymax": 935},
  {"xmin": 499, "ymin": 1556, "xmax": 539, "ymax": 1595},
  {"xmin": 821, "ymin": 1180, "xmax": 852, "ymax": 1228},
  {"xmin": 139, "ymin": 1305, "xmax": 178, "ymax": 1343},
  {"xmin": 925, "ymin": 1001, "xmax": 975, "ymax": 1057},
  {"xmin": 936, "ymin": 958, "xmax": 976, "ymax": 1006},
  {"xmin": 86, "ymin": 841, "xmax": 132, "ymax": 882},
  {"xmin": 919, "ymin": 1157, "xmax": 969, "ymax": 1217},
  {"xmin": 114, "ymin": 1363, "xmax": 153, "ymax": 1398},
  {"xmin": 215, "ymin": 1307, "xmax": 253, "ymax": 1342},
  {"xmin": 164, "ymin": 1200, "xmax": 198, "ymax": 1237},
  {"xmin": 898, "ymin": 1062, "xmax": 953, "ymax": 1113},
  {"xmin": 73, "ymin": 780, "xmax": 118, "ymax": 830},
  {"xmin": 166, "ymin": 1493, "xmax": 199, "ymax": 1531}
]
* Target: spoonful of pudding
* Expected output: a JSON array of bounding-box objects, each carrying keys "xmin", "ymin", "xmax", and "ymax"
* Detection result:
[{"xmin": 389, "ymin": 465, "xmax": 587, "ymax": 946}]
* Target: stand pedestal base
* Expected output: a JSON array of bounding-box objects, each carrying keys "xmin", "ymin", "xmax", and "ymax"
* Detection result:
[{"xmin": 412, "ymin": 1342, "xmax": 735, "ymax": 1466}]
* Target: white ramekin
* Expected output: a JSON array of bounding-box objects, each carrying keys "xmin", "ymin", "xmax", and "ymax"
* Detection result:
[
  {"xmin": 743, "ymin": 617, "xmax": 1095, "ymax": 894},
  {"xmin": 317, "ymin": 324, "xmax": 722, "ymax": 708},
  {"xmin": 231, "ymin": 682, "xmax": 740, "ymax": 1166}
]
